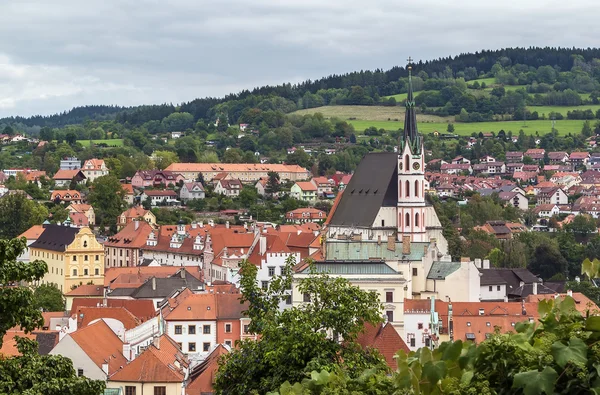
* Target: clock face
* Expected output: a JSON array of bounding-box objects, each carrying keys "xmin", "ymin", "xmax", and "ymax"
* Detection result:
[{"xmin": 413, "ymin": 162, "xmax": 421, "ymax": 170}]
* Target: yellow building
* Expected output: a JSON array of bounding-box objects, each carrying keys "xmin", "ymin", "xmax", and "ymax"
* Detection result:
[{"xmin": 29, "ymin": 224, "xmax": 105, "ymax": 292}]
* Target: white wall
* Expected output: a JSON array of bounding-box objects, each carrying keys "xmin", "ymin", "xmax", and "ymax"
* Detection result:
[
  {"xmin": 165, "ymin": 320, "xmax": 216, "ymax": 358},
  {"xmin": 427, "ymin": 262, "xmax": 480, "ymax": 302},
  {"xmin": 404, "ymin": 312, "xmax": 433, "ymax": 351},
  {"xmin": 480, "ymin": 284, "xmax": 506, "ymax": 301},
  {"xmin": 141, "ymin": 249, "xmax": 203, "ymax": 267},
  {"xmin": 371, "ymin": 207, "xmax": 397, "ymax": 228},
  {"xmin": 255, "ymin": 251, "xmax": 300, "ymax": 310},
  {"xmin": 49, "ymin": 335, "xmax": 106, "ymax": 380},
  {"xmin": 124, "ymin": 317, "xmax": 161, "ymax": 359}
]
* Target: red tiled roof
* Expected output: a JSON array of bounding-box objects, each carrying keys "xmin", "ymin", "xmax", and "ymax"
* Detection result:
[
  {"xmin": 104, "ymin": 221, "xmax": 155, "ymax": 248},
  {"xmin": 0, "ymin": 330, "xmax": 37, "ymax": 357},
  {"xmin": 187, "ymin": 345, "xmax": 229, "ymax": 394},
  {"xmin": 77, "ymin": 307, "xmax": 141, "ymax": 330},
  {"xmin": 104, "ymin": 266, "xmax": 201, "ymax": 287},
  {"xmin": 356, "ymin": 323, "xmax": 409, "ymax": 370},
  {"xmin": 525, "ymin": 293, "xmax": 600, "ymax": 315},
  {"xmin": 121, "ymin": 184, "xmax": 134, "ymax": 195},
  {"xmin": 295, "ymin": 181, "xmax": 317, "ymax": 191},
  {"xmin": 70, "ymin": 298, "xmax": 156, "ymax": 321},
  {"xmin": 65, "ymin": 284, "xmax": 104, "ymax": 296},
  {"xmin": 53, "ymin": 169, "xmax": 84, "ymax": 180},
  {"xmin": 70, "ymin": 320, "xmax": 126, "ymax": 374},
  {"xmin": 69, "ymin": 212, "xmax": 89, "ymax": 226},
  {"xmin": 18, "ymin": 224, "xmax": 45, "ymax": 240}
]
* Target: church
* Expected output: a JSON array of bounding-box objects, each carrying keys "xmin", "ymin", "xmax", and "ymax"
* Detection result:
[{"xmin": 326, "ymin": 63, "xmax": 448, "ymax": 255}]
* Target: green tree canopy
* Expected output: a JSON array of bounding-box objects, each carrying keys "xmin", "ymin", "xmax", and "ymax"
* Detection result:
[
  {"xmin": 33, "ymin": 283, "xmax": 66, "ymax": 312},
  {"xmin": 87, "ymin": 175, "xmax": 126, "ymax": 230},
  {"xmin": 0, "ymin": 193, "xmax": 48, "ymax": 239}
]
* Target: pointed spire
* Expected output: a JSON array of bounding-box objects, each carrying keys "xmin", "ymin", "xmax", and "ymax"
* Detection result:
[{"xmin": 403, "ymin": 57, "xmax": 420, "ymax": 151}]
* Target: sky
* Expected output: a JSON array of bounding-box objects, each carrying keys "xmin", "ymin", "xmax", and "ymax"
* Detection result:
[{"xmin": 0, "ymin": 0, "xmax": 599, "ymax": 117}]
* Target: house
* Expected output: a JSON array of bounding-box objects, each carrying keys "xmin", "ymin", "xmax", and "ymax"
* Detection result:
[
  {"xmin": 186, "ymin": 345, "xmax": 229, "ymax": 395},
  {"xmin": 534, "ymin": 204, "xmax": 560, "ymax": 218},
  {"xmin": 356, "ymin": 322, "xmax": 410, "ymax": 369},
  {"xmin": 440, "ymin": 163, "xmax": 472, "ymax": 175},
  {"xmin": 117, "ymin": 206, "xmax": 157, "ymax": 230},
  {"xmin": 505, "ymin": 151, "xmax": 524, "ymax": 163},
  {"xmin": 290, "ymin": 181, "xmax": 318, "ymax": 202},
  {"xmin": 505, "ymin": 163, "xmax": 524, "ymax": 174},
  {"xmin": 106, "ymin": 335, "xmax": 189, "ymax": 395},
  {"xmin": 131, "ymin": 170, "xmax": 184, "ymax": 189},
  {"xmin": 239, "ymin": 123, "xmax": 249, "ymax": 131},
  {"xmin": 165, "ymin": 163, "xmax": 311, "ymax": 183},
  {"xmin": 569, "ymin": 151, "xmax": 590, "ymax": 169},
  {"xmin": 214, "ymin": 179, "xmax": 243, "ymax": 197},
  {"xmin": 59, "ymin": 157, "xmax": 81, "ymax": 170},
  {"xmin": 53, "ymin": 169, "xmax": 86, "ymax": 187},
  {"xmin": 548, "ymin": 151, "xmax": 569, "ymax": 164},
  {"xmin": 51, "ymin": 190, "xmax": 84, "ymax": 204},
  {"xmin": 522, "ymin": 164, "xmax": 540, "ymax": 173},
  {"xmin": 171, "ymin": 131, "xmax": 183, "ymax": 139},
  {"xmin": 81, "ymin": 159, "xmax": 109, "ymax": 182},
  {"xmin": 180, "ymin": 182, "xmax": 205, "ymax": 202},
  {"xmin": 29, "ymin": 224, "xmax": 105, "ymax": 292},
  {"xmin": 512, "ymin": 171, "xmax": 538, "ymax": 183},
  {"xmin": 436, "ymin": 183, "xmax": 455, "ymax": 198},
  {"xmin": 49, "ymin": 320, "xmax": 127, "ymax": 380},
  {"xmin": 23, "ymin": 170, "xmax": 47, "ymax": 186},
  {"xmin": 311, "ymin": 176, "xmax": 335, "ymax": 198},
  {"xmin": 451, "ymin": 156, "xmax": 471, "ymax": 165},
  {"xmin": 478, "ymin": 266, "xmax": 554, "ymax": 302},
  {"xmin": 404, "ymin": 298, "xmax": 448, "ymax": 350},
  {"xmin": 498, "ymin": 191, "xmax": 529, "ymax": 211},
  {"xmin": 121, "ymin": 183, "xmax": 135, "ymax": 205},
  {"xmin": 537, "ymin": 187, "xmax": 568, "ymax": 206},
  {"xmin": 255, "ymin": 177, "xmax": 269, "ymax": 196},
  {"xmin": 64, "ymin": 284, "xmax": 104, "ymax": 311},
  {"xmin": 285, "ymin": 208, "xmax": 326, "ymax": 223},
  {"xmin": 480, "ymin": 155, "xmax": 496, "ymax": 163},
  {"xmin": 17, "ymin": 225, "xmax": 45, "ymax": 263},
  {"xmin": 140, "ymin": 190, "xmax": 180, "ymax": 206},
  {"xmin": 67, "ymin": 204, "xmax": 96, "ymax": 226},
  {"xmin": 105, "ymin": 220, "xmax": 156, "ymax": 268},
  {"xmin": 524, "ymin": 148, "xmax": 545, "ymax": 161},
  {"xmin": 474, "ymin": 221, "xmax": 526, "ymax": 239}
]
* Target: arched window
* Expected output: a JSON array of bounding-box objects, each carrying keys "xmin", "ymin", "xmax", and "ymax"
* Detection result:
[
  {"xmin": 405, "ymin": 155, "xmax": 409, "ymax": 172},
  {"xmin": 415, "ymin": 180, "xmax": 419, "ymax": 197},
  {"xmin": 405, "ymin": 212, "xmax": 410, "ymax": 227},
  {"xmin": 405, "ymin": 180, "xmax": 410, "ymax": 197},
  {"xmin": 399, "ymin": 181, "xmax": 402, "ymax": 197},
  {"xmin": 72, "ymin": 269, "xmax": 77, "ymax": 276},
  {"xmin": 415, "ymin": 212, "xmax": 420, "ymax": 227}
]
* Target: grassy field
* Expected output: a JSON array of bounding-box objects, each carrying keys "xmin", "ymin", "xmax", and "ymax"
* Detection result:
[
  {"xmin": 292, "ymin": 105, "xmax": 452, "ymax": 122},
  {"xmin": 79, "ymin": 139, "xmax": 124, "ymax": 147},
  {"xmin": 347, "ymin": 119, "xmax": 588, "ymax": 136},
  {"xmin": 528, "ymin": 104, "xmax": 600, "ymax": 117}
]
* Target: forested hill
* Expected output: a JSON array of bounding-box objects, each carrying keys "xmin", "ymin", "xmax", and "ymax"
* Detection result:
[{"xmin": 3, "ymin": 46, "xmax": 600, "ymax": 129}]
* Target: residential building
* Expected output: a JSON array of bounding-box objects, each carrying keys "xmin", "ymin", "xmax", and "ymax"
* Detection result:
[
  {"xmin": 51, "ymin": 190, "xmax": 84, "ymax": 204},
  {"xmin": 67, "ymin": 204, "xmax": 96, "ymax": 226},
  {"xmin": 285, "ymin": 208, "xmax": 326, "ymax": 223},
  {"xmin": 140, "ymin": 190, "xmax": 180, "ymax": 206},
  {"xmin": 534, "ymin": 204, "xmax": 560, "ymax": 218},
  {"xmin": 29, "ymin": 224, "xmax": 105, "ymax": 292},
  {"xmin": 356, "ymin": 322, "xmax": 410, "ymax": 370},
  {"xmin": 505, "ymin": 151, "xmax": 524, "ymax": 163},
  {"xmin": 131, "ymin": 170, "xmax": 184, "ymax": 188},
  {"xmin": 524, "ymin": 148, "xmax": 545, "ymax": 161},
  {"xmin": 570, "ymin": 151, "xmax": 590, "ymax": 169},
  {"xmin": 186, "ymin": 345, "xmax": 229, "ymax": 395},
  {"xmin": 537, "ymin": 187, "xmax": 568, "ymax": 206},
  {"xmin": 548, "ymin": 151, "xmax": 569, "ymax": 164},
  {"xmin": 440, "ymin": 163, "xmax": 473, "ymax": 175},
  {"xmin": 81, "ymin": 159, "xmax": 109, "ymax": 182},
  {"xmin": 255, "ymin": 177, "xmax": 269, "ymax": 197},
  {"xmin": 64, "ymin": 284, "xmax": 104, "ymax": 311},
  {"xmin": 311, "ymin": 176, "xmax": 335, "ymax": 197},
  {"xmin": 290, "ymin": 181, "xmax": 318, "ymax": 202},
  {"xmin": 140, "ymin": 223, "xmax": 204, "ymax": 268},
  {"xmin": 451, "ymin": 156, "xmax": 471, "ymax": 164},
  {"xmin": 117, "ymin": 206, "xmax": 156, "ymax": 230},
  {"xmin": 164, "ymin": 163, "xmax": 311, "ymax": 182},
  {"xmin": 404, "ymin": 298, "xmax": 448, "ymax": 350},
  {"xmin": 122, "ymin": 184, "xmax": 135, "ymax": 205},
  {"xmin": 106, "ymin": 335, "xmax": 189, "ymax": 395},
  {"xmin": 17, "ymin": 225, "xmax": 45, "ymax": 263},
  {"xmin": 171, "ymin": 131, "xmax": 183, "ymax": 139},
  {"xmin": 214, "ymin": 179, "xmax": 242, "ymax": 197},
  {"xmin": 105, "ymin": 221, "xmax": 155, "ymax": 268},
  {"xmin": 180, "ymin": 182, "xmax": 205, "ymax": 202},
  {"xmin": 49, "ymin": 320, "xmax": 126, "ymax": 380},
  {"xmin": 473, "ymin": 221, "xmax": 526, "ymax": 239},
  {"xmin": 498, "ymin": 191, "xmax": 529, "ymax": 211},
  {"xmin": 60, "ymin": 157, "xmax": 81, "ymax": 170},
  {"xmin": 506, "ymin": 163, "xmax": 524, "ymax": 173},
  {"xmin": 53, "ymin": 169, "xmax": 86, "ymax": 187}
]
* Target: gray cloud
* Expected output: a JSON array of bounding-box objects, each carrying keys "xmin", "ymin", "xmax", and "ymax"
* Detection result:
[{"xmin": 0, "ymin": 0, "xmax": 599, "ymax": 116}]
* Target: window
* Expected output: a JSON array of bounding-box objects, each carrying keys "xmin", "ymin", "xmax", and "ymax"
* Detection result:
[
  {"xmin": 407, "ymin": 333, "xmax": 415, "ymax": 347},
  {"xmin": 268, "ymin": 266, "xmax": 275, "ymax": 277},
  {"xmin": 386, "ymin": 310, "xmax": 394, "ymax": 322},
  {"xmin": 174, "ymin": 325, "xmax": 182, "ymax": 334},
  {"xmin": 418, "ymin": 323, "xmax": 423, "ymax": 330},
  {"xmin": 154, "ymin": 387, "xmax": 166, "ymax": 395},
  {"xmin": 73, "ymin": 256, "xmax": 77, "ymax": 262},
  {"xmin": 415, "ymin": 180, "xmax": 419, "ymax": 197},
  {"xmin": 381, "ymin": 219, "xmax": 385, "ymax": 227},
  {"xmin": 405, "ymin": 154, "xmax": 409, "ymax": 172},
  {"xmin": 84, "ymin": 255, "xmax": 88, "ymax": 261},
  {"xmin": 412, "ymin": 267, "xmax": 418, "ymax": 276},
  {"xmin": 225, "ymin": 323, "xmax": 232, "ymax": 333},
  {"xmin": 488, "ymin": 285, "xmax": 492, "ymax": 292},
  {"xmin": 188, "ymin": 325, "xmax": 196, "ymax": 334},
  {"xmin": 286, "ymin": 294, "xmax": 292, "ymax": 305},
  {"xmin": 386, "ymin": 291, "xmax": 393, "ymax": 303},
  {"xmin": 77, "ymin": 368, "xmax": 84, "ymax": 377},
  {"xmin": 125, "ymin": 386, "xmax": 136, "ymax": 395},
  {"xmin": 95, "ymin": 268, "xmax": 99, "ymax": 275},
  {"xmin": 261, "ymin": 281, "xmax": 269, "ymax": 289},
  {"xmin": 95, "ymin": 255, "xmax": 99, "ymax": 261},
  {"xmin": 72, "ymin": 269, "xmax": 77, "ymax": 276},
  {"xmin": 243, "ymin": 324, "xmax": 250, "ymax": 334},
  {"xmin": 405, "ymin": 212, "xmax": 410, "ymax": 227},
  {"xmin": 203, "ymin": 342, "xmax": 210, "ymax": 352},
  {"xmin": 188, "ymin": 342, "xmax": 196, "ymax": 352},
  {"xmin": 405, "ymin": 180, "xmax": 410, "ymax": 197},
  {"xmin": 497, "ymin": 285, "xmax": 501, "ymax": 291},
  {"xmin": 425, "ymin": 337, "xmax": 431, "ymax": 347},
  {"xmin": 415, "ymin": 212, "xmax": 419, "ymax": 227},
  {"xmin": 303, "ymin": 293, "xmax": 311, "ymax": 303},
  {"xmin": 225, "ymin": 340, "xmax": 232, "ymax": 347},
  {"xmin": 203, "ymin": 325, "xmax": 211, "ymax": 334},
  {"xmin": 280, "ymin": 266, "xmax": 286, "ymax": 275}
]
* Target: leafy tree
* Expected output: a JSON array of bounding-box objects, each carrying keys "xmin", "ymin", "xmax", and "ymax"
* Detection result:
[
  {"xmin": 33, "ymin": 283, "xmax": 66, "ymax": 312},
  {"xmin": 265, "ymin": 171, "xmax": 281, "ymax": 196},
  {"xmin": 65, "ymin": 132, "xmax": 77, "ymax": 146},
  {"xmin": 153, "ymin": 150, "xmax": 179, "ymax": 170},
  {"xmin": 528, "ymin": 240, "xmax": 568, "ymax": 280},
  {"xmin": 215, "ymin": 258, "xmax": 385, "ymax": 394},
  {"xmin": 161, "ymin": 112, "xmax": 194, "ymax": 132},
  {"xmin": 565, "ymin": 214, "xmax": 597, "ymax": 237},
  {"xmin": 446, "ymin": 123, "xmax": 455, "ymax": 133},
  {"xmin": 87, "ymin": 175, "xmax": 125, "ymax": 230},
  {"xmin": 0, "ymin": 237, "xmax": 105, "ymax": 394},
  {"xmin": 0, "ymin": 193, "xmax": 48, "ymax": 239}
]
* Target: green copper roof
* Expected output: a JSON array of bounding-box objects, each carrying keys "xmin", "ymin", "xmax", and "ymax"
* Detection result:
[
  {"xmin": 427, "ymin": 261, "xmax": 461, "ymax": 280},
  {"xmin": 325, "ymin": 240, "xmax": 429, "ymax": 261},
  {"xmin": 301, "ymin": 261, "xmax": 400, "ymax": 275}
]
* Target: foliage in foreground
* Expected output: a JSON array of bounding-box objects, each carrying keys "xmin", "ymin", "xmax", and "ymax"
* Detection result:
[
  {"xmin": 0, "ymin": 237, "xmax": 105, "ymax": 394},
  {"xmin": 268, "ymin": 296, "xmax": 600, "ymax": 395}
]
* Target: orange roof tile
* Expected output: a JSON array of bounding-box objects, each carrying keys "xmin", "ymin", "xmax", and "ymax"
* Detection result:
[
  {"xmin": 525, "ymin": 293, "xmax": 600, "ymax": 315},
  {"xmin": 187, "ymin": 345, "xmax": 229, "ymax": 394},
  {"xmin": 70, "ymin": 299, "xmax": 156, "ymax": 321},
  {"xmin": 53, "ymin": 169, "xmax": 84, "ymax": 180},
  {"xmin": 70, "ymin": 320, "xmax": 126, "ymax": 374},
  {"xmin": 68, "ymin": 203, "xmax": 93, "ymax": 212},
  {"xmin": 356, "ymin": 323, "xmax": 409, "ymax": 370},
  {"xmin": 0, "ymin": 330, "xmax": 37, "ymax": 357},
  {"xmin": 164, "ymin": 294, "xmax": 217, "ymax": 321},
  {"xmin": 104, "ymin": 221, "xmax": 155, "ymax": 249},
  {"xmin": 295, "ymin": 181, "xmax": 317, "ymax": 191},
  {"xmin": 121, "ymin": 183, "xmax": 134, "ymax": 194},
  {"xmin": 19, "ymin": 224, "xmax": 45, "ymax": 240},
  {"xmin": 77, "ymin": 307, "xmax": 141, "ymax": 330},
  {"xmin": 69, "ymin": 212, "xmax": 89, "ymax": 226},
  {"xmin": 65, "ymin": 284, "xmax": 104, "ymax": 296}
]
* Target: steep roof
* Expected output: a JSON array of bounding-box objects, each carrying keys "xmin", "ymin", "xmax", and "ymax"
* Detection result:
[
  {"xmin": 328, "ymin": 152, "xmax": 398, "ymax": 227},
  {"xmin": 71, "ymin": 299, "xmax": 156, "ymax": 321},
  {"xmin": 77, "ymin": 307, "xmax": 141, "ymax": 330},
  {"xmin": 18, "ymin": 224, "xmax": 45, "ymax": 240},
  {"xmin": 29, "ymin": 224, "xmax": 79, "ymax": 252},
  {"xmin": 53, "ymin": 169, "xmax": 85, "ymax": 180},
  {"xmin": 187, "ymin": 345, "xmax": 229, "ymax": 394},
  {"xmin": 65, "ymin": 284, "xmax": 104, "ymax": 296},
  {"xmin": 69, "ymin": 320, "xmax": 127, "ymax": 374},
  {"xmin": 104, "ymin": 221, "xmax": 155, "ymax": 248},
  {"xmin": 164, "ymin": 293, "xmax": 217, "ymax": 321},
  {"xmin": 356, "ymin": 322, "xmax": 410, "ymax": 370}
]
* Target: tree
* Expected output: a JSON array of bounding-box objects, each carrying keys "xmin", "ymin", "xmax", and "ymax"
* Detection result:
[
  {"xmin": 214, "ymin": 258, "xmax": 385, "ymax": 394},
  {"xmin": 65, "ymin": 132, "xmax": 77, "ymax": 146},
  {"xmin": 0, "ymin": 193, "xmax": 48, "ymax": 239},
  {"xmin": 0, "ymin": 237, "xmax": 105, "ymax": 394},
  {"xmin": 582, "ymin": 120, "xmax": 593, "ymax": 137},
  {"xmin": 87, "ymin": 175, "xmax": 125, "ymax": 230},
  {"xmin": 161, "ymin": 112, "xmax": 194, "ymax": 132},
  {"xmin": 528, "ymin": 241, "xmax": 567, "ymax": 280},
  {"xmin": 33, "ymin": 283, "xmax": 66, "ymax": 312},
  {"xmin": 446, "ymin": 123, "xmax": 455, "ymax": 133},
  {"xmin": 153, "ymin": 150, "xmax": 179, "ymax": 170},
  {"xmin": 565, "ymin": 214, "xmax": 597, "ymax": 237},
  {"xmin": 265, "ymin": 171, "xmax": 281, "ymax": 196}
]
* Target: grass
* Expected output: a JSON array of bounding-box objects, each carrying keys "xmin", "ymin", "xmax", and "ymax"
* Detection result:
[
  {"xmin": 347, "ymin": 119, "xmax": 588, "ymax": 136},
  {"xmin": 528, "ymin": 104, "xmax": 600, "ymax": 117},
  {"xmin": 291, "ymin": 105, "xmax": 452, "ymax": 123},
  {"xmin": 79, "ymin": 139, "xmax": 124, "ymax": 147}
]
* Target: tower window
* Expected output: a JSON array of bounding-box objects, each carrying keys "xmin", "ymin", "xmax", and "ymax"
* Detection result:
[
  {"xmin": 415, "ymin": 212, "xmax": 419, "ymax": 227},
  {"xmin": 405, "ymin": 155, "xmax": 409, "ymax": 172},
  {"xmin": 415, "ymin": 180, "xmax": 419, "ymax": 197},
  {"xmin": 405, "ymin": 212, "xmax": 410, "ymax": 227},
  {"xmin": 405, "ymin": 180, "xmax": 410, "ymax": 197}
]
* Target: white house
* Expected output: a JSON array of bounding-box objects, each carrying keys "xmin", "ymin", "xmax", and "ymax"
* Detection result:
[
  {"xmin": 180, "ymin": 182, "xmax": 205, "ymax": 202},
  {"xmin": 81, "ymin": 159, "xmax": 109, "ymax": 182},
  {"xmin": 140, "ymin": 190, "xmax": 180, "ymax": 206},
  {"xmin": 171, "ymin": 131, "xmax": 183, "ymax": 139},
  {"xmin": 534, "ymin": 204, "xmax": 560, "ymax": 218},
  {"xmin": 214, "ymin": 179, "xmax": 242, "ymax": 197}
]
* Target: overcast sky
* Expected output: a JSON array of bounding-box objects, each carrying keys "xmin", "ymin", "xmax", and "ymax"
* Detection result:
[{"xmin": 0, "ymin": 0, "xmax": 599, "ymax": 117}]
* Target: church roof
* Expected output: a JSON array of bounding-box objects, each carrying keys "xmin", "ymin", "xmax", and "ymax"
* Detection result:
[
  {"xmin": 325, "ymin": 240, "xmax": 428, "ymax": 261},
  {"xmin": 401, "ymin": 63, "xmax": 422, "ymax": 154},
  {"xmin": 427, "ymin": 261, "xmax": 462, "ymax": 280},
  {"xmin": 328, "ymin": 152, "xmax": 398, "ymax": 227},
  {"xmin": 298, "ymin": 261, "xmax": 400, "ymax": 275}
]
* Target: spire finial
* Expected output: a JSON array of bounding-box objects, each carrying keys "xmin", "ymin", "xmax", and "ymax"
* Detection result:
[{"xmin": 407, "ymin": 56, "xmax": 413, "ymax": 74}]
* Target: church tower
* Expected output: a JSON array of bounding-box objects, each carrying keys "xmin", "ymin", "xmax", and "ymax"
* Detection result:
[{"xmin": 397, "ymin": 59, "xmax": 426, "ymax": 242}]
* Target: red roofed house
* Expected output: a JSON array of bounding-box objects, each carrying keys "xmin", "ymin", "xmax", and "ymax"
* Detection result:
[
  {"xmin": 214, "ymin": 178, "xmax": 243, "ymax": 197},
  {"xmin": 569, "ymin": 151, "xmax": 590, "ymax": 169},
  {"xmin": 64, "ymin": 283, "xmax": 104, "ymax": 310},
  {"xmin": 285, "ymin": 207, "xmax": 327, "ymax": 224},
  {"xmin": 51, "ymin": 189, "xmax": 83, "ymax": 204},
  {"xmin": 104, "ymin": 220, "xmax": 156, "ymax": 268},
  {"xmin": 107, "ymin": 334, "xmax": 189, "ymax": 395},
  {"xmin": 53, "ymin": 169, "xmax": 86, "ymax": 188},
  {"xmin": 49, "ymin": 320, "xmax": 127, "ymax": 380},
  {"xmin": 131, "ymin": 170, "xmax": 184, "ymax": 188},
  {"xmin": 67, "ymin": 203, "xmax": 95, "ymax": 226},
  {"xmin": 356, "ymin": 322, "xmax": 410, "ymax": 370},
  {"xmin": 117, "ymin": 206, "xmax": 157, "ymax": 230},
  {"xmin": 311, "ymin": 176, "xmax": 335, "ymax": 197},
  {"xmin": 186, "ymin": 344, "xmax": 229, "ymax": 395},
  {"xmin": 81, "ymin": 159, "xmax": 109, "ymax": 182},
  {"xmin": 290, "ymin": 181, "xmax": 318, "ymax": 202},
  {"xmin": 524, "ymin": 148, "xmax": 545, "ymax": 161},
  {"xmin": 140, "ymin": 189, "xmax": 180, "ymax": 206},
  {"xmin": 121, "ymin": 183, "xmax": 135, "ymax": 205}
]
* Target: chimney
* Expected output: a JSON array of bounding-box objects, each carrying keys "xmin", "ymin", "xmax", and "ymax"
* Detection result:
[
  {"xmin": 153, "ymin": 336, "xmax": 160, "ymax": 349},
  {"xmin": 474, "ymin": 258, "xmax": 481, "ymax": 268},
  {"xmin": 226, "ymin": 221, "xmax": 230, "ymax": 229},
  {"xmin": 152, "ymin": 277, "xmax": 156, "ymax": 291},
  {"xmin": 199, "ymin": 221, "xmax": 204, "ymax": 228},
  {"xmin": 102, "ymin": 362, "xmax": 109, "ymax": 376},
  {"xmin": 387, "ymin": 235, "xmax": 395, "ymax": 251},
  {"xmin": 460, "ymin": 257, "xmax": 470, "ymax": 263},
  {"xmin": 243, "ymin": 222, "xmax": 248, "ymax": 230},
  {"xmin": 134, "ymin": 220, "xmax": 139, "ymax": 230},
  {"xmin": 180, "ymin": 269, "xmax": 185, "ymax": 279},
  {"xmin": 402, "ymin": 235, "xmax": 411, "ymax": 255},
  {"xmin": 532, "ymin": 281, "xmax": 538, "ymax": 295},
  {"xmin": 567, "ymin": 289, "xmax": 573, "ymax": 297},
  {"xmin": 483, "ymin": 259, "xmax": 490, "ymax": 269},
  {"xmin": 122, "ymin": 343, "xmax": 131, "ymax": 361},
  {"xmin": 191, "ymin": 222, "xmax": 197, "ymax": 229}
]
